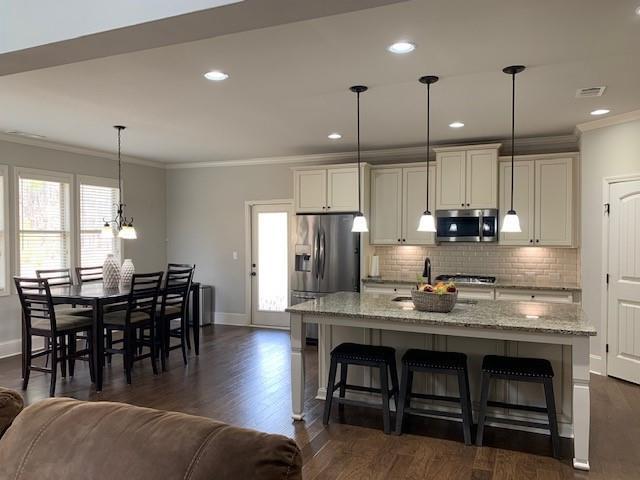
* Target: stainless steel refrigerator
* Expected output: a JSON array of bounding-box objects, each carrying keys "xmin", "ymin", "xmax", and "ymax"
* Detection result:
[{"xmin": 290, "ymin": 214, "xmax": 360, "ymax": 342}]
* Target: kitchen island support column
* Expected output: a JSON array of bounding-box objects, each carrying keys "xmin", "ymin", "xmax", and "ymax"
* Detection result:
[
  {"xmin": 291, "ymin": 313, "xmax": 305, "ymax": 421},
  {"xmin": 572, "ymin": 336, "xmax": 591, "ymax": 471}
]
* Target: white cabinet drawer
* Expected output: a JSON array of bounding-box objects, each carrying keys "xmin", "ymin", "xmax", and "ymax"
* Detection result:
[
  {"xmin": 457, "ymin": 287, "xmax": 495, "ymax": 300},
  {"xmin": 495, "ymin": 288, "xmax": 573, "ymax": 304},
  {"xmin": 362, "ymin": 284, "xmax": 412, "ymax": 296}
]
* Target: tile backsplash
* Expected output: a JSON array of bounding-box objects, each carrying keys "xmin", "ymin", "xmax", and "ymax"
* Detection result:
[{"xmin": 370, "ymin": 245, "xmax": 579, "ymax": 286}]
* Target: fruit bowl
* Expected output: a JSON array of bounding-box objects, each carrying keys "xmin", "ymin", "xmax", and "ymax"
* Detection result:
[{"xmin": 411, "ymin": 288, "xmax": 458, "ymax": 313}]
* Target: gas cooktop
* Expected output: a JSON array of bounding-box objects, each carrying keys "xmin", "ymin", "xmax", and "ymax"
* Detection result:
[{"xmin": 434, "ymin": 274, "xmax": 496, "ymax": 285}]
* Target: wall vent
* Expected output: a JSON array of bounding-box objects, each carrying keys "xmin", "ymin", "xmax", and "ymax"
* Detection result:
[{"xmin": 576, "ymin": 86, "xmax": 606, "ymax": 98}]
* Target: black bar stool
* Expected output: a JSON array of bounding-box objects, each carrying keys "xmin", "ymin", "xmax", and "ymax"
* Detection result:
[
  {"xmin": 394, "ymin": 349, "xmax": 473, "ymax": 445},
  {"xmin": 475, "ymin": 355, "xmax": 560, "ymax": 458},
  {"xmin": 323, "ymin": 342, "xmax": 399, "ymax": 434}
]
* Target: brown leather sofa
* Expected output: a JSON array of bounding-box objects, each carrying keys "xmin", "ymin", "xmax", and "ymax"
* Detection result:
[{"xmin": 0, "ymin": 391, "xmax": 302, "ymax": 479}]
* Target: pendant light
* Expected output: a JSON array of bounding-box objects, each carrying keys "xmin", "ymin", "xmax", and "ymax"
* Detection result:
[
  {"xmin": 101, "ymin": 125, "xmax": 137, "ymax": 239},
  {"xmin": 417, "ymin": 75, "xmax": 439, "ymax": 232},
  {"xmin": 350, "ymin": 85, "xmax": 369, "ymax": 233},
  {"xmin": 501, "ymin": 65, "xmax": 525, "ymax": 233}
]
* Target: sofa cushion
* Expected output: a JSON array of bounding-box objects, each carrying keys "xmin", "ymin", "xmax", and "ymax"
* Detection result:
[
  {"xmin": 0, "ymin": 398, "xmax": 301, "ymax": 480},
  {"xmin": 0, "ymin": 388, "xmax": 23, "ymax": 439}
]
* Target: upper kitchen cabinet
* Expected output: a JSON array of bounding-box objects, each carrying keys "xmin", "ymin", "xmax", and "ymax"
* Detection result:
[
  {"xmin": 293, "ymin": 165, "xmax": 360, "ymax": 213},
  {"xmin": 435, "ymin": 144, "xmax": 500, "ymax": 210},
  {"xmin": 499, "ymin": 154, "xmax": 577, "ymax": 247},
  {"xmin": 370, "ymin": 164, "xmax": 436, "ymax": 245}
]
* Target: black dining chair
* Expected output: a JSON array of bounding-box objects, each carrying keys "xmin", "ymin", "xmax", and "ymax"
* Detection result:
[
  {"xmin": 15, "ymin": 277, "xmax": 95, "ymax": 397},
  {"xmin": 157, "ymin": 264, "xmax": 195, "ymax": 371},
  {"xmin": 75, "ymin": 266, "xmax": 103, "ymax": 285},
  {"xmin": 102, "ymin": 272, "xmax": 163, "ymax": 384}
]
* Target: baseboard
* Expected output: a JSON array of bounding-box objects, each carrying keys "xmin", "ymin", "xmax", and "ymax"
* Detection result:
[
  {"xmin": 590, "ymin": 354, "xmax": 604, "ymax": 375},
  {"xmin": 214, "ymin": 312, "xmax": 250, "ymax": 326},
  {"xmin": 0, "ymin": 337, "xmax": 45, "ymax": 359}
]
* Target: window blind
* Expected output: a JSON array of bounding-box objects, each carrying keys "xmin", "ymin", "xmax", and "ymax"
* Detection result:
[
  {"xmin": 80, "ymin": 183, "xmax": 120, "ymax": 267},
  {"xmin": 18, "ymin": 176, "xmax": 71, "ymax": 277}
]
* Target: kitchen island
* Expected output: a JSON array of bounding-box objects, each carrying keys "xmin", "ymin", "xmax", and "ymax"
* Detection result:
[{"xmin": 287, "ymin": 292, "xmax": 596, "ymax": 470}]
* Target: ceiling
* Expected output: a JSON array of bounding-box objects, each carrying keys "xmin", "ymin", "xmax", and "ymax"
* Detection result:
[{"xmin": 1, "ymin": 0, "xmax": 639, "ymax": 165}]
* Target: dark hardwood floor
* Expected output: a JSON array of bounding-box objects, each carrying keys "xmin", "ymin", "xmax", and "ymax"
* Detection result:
[{"xmin": 1, "ymin": 325, "xmax": 639, "ymax": 479}]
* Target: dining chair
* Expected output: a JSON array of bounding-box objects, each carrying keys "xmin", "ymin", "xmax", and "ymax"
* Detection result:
[
  {"xmin": 75, "ymin": 266, "xmax": 103, "ymax": 284},
  {"xmin": 167, "ymin": 263, "xmax": 196, "ymax": 350},
  {"xmin": 102, "ymin": 272, "xmax": 164, "ymax": 384},
  {"xmin": 157, "ymin": 265, "xmax": 195, "ymax": 371},
  {"xmin": 15, "ymin": 277, "xmax": 95, "ymax": 397}
]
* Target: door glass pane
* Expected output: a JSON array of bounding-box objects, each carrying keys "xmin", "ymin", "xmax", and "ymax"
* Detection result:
[{"xmin": 258, "ymin": 212, "xmax": 288, "ymax": 311}]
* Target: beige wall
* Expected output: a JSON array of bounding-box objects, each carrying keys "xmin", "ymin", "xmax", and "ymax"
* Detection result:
[
  {"xmin": 0, "ymin": 139, "xmax": 166, "ymax": 357},
  {"xmin": 166, "ymin": 164, "xmax": 292, "ymax": 319},
  {"xmin": 580, "ymin": 118, "xmax": 640, "ymax": 373}
]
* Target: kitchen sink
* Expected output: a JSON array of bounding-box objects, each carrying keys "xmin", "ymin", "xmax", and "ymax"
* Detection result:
[{"xmin": 392, "ymin": 296, "xmax": 478, "ymax": 305}]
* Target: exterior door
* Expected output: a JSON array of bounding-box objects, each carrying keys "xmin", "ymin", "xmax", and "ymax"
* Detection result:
[
  {"xmin": 251, "ymin": 203, "xmax": 292, "ymax": 328},
  {"xmin": 607, "ymin": 179, "xmax": 640, "ymax": 384}
]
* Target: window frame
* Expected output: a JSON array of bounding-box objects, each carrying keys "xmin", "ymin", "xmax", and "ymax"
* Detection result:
[
  {"xmin": 0, "ymin": 165, "xmax": 10, "ymax": 296},
  {"xmin": 75, "ymin": 175, "xmax": 122, "ymax": 269},
  {"xmin": 13, "ymin": 167, "xmax": 76, "ymax": 281}
]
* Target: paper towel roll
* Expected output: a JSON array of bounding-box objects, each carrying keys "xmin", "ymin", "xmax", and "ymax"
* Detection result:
[{"xmin": 369, "ymin": 255, "xmax": 380, "ymax": 277}]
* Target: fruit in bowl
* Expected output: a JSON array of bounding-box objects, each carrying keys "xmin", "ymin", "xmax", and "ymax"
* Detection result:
[{"xmin": 416, "ymin": 281, "xmax": 456, "ymax": 295}]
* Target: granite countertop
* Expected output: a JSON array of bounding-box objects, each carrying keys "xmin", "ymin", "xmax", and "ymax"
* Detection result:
[
  {"xmin": 286, "ymin": 292, "xmax": 595, "ymax": 336},
  {"xmin": 362, "ymin": 277, "xmax": 581, "ymax": 292}
]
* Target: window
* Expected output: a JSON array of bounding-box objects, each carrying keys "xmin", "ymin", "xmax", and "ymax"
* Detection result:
[
  {"xmin": 0, "ymin": 165, "xmax": 9, "ymax": 295},
  {"xmin": 78, "ymin": 176, "xmax": 121, "ymax": 267},
  {"xmin": 16, "ymin": 169, "xmax": 72, "ymax": 277}
]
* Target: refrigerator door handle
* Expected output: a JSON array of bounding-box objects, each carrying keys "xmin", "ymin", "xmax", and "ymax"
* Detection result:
[
  {"xmin": 319, "ymin": 228, "xmax": 326, "ymax": 279},
  {"xmin": 314, "ymin": 229, "xmax": 320, "ymax": 279}
]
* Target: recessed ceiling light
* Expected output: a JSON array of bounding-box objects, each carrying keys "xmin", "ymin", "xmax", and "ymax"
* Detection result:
[
  {"xmin": 328, "ymin": 133, "xmax": 342, "ymax": 140},
  {"xmin": 590, "ymin": 109, "xmax": 610, "ymax": 116},
  {"xmin": 204, "ymin": 70, "xmax": 229, "ymax": 81},
  {"xmin": 387, "ymin": 41, "xmax": 416, "ymax": 54},
  {"xmin": 449, "ymin": 121, "xmax": 465, "ymax": 128}
]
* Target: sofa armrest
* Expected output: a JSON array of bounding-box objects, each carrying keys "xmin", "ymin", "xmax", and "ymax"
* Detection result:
[{"xmin": 0, "ymin": 388, "xmax": 24, "ymax": 438}]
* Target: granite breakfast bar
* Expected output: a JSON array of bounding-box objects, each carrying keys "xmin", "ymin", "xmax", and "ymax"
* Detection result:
[{"xmin": 287, "ymin": 292, "xmax": 596, "ymax": 470}]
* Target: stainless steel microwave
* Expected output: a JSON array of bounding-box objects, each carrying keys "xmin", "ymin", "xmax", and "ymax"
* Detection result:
[{"xmin": 436, "ymin": 209, "xmax": 498, "ymax": 242}]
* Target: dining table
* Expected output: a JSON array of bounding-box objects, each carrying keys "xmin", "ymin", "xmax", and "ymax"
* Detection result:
[{"xmin": 40, "ymin": 281, "xmax": 201, "ymax": 391}]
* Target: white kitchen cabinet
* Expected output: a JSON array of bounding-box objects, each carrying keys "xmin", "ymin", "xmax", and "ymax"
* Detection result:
[
  {"xmin": 535, "ymin": 158, "xmax": 573, "ymax": 246},
  {"xmin": 499, "ymin": 161, "xmax": 535, "ymax": 245},
  {"xmin": 466, "ymin": 149, "xmax": 498, "ymax": 208},
  {"xmin": 495, "ymin": 288, "xmax": 574, "ymax": 304},
  {"xmin": 362, "ymin": 283, "xmax": 412, "ymax": 296},
  {"xmin": 370, "ymin": 165, "xmax": 436, "ymax": 245},
  {"xmin": 499, "ymin": 156, "xmax": 574, "ymax": 247},
  {"xmin": 370, "ymin": 168, "xmax": 403, "ymax": 244},
  {"xmin": 436, "ymin": 151, "xmax": 466, "ymax": 209},
  {"xmin": 457, "ymin": 286, "xmax": 495, "ymax": 300},
  {"xmin": 402, "ymin": 166, "xmax": 436, "ymax": 245},
  {"xmin": 327, "ymin": 167, "xmax": 359, "ymax": 211},
  {"xmin": 293, "ymin": 165, "xmax": 360, "ymax": 213},
  {"xmin": 435, "ymin": 144, "xmax": 500, "ymax": 210}
]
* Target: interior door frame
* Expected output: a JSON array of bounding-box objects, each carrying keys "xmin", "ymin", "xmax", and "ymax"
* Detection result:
[
  {"xmin": 601, "ymin": 173, "xmax": 640, "ymax": 376},
  {"xmin": 244, "ymin": 199, "xmax": 294, "ymax": 329}
]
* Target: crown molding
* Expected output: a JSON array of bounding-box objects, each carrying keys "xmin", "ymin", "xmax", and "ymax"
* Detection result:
[
  {"xmin": 432, "ymin": 143, "xmax": 502, "ymax": 153},
  {"xmin": 0, "ymin": 132, "xmax": 165, "ymax": 169},
  {"xmin": 575, "ymin": 109, "xmax": 640, "ymax": 133},
  {"xmin": 167, "ymin": 134, "xmax": 579, "ymax": 169}
]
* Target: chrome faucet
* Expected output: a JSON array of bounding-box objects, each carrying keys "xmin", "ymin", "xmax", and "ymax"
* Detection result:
[{"xmin": 422, "ymin": 257, "xmax": 432, "ymax": 285}]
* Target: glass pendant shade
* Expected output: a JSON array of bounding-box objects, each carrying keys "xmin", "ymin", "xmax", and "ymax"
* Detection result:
[
  {"xmin": 118, "ymin": 224, "xmax": 138, "ymax": 239},
  {"xmin": 417, "ymin": 211, "xmax": 436, "ymax": 232},
  {"xmin": 351, "ymin": 214, "xmax": 369, "ymax": 233},
  {"xmin": 101, "ymin": 223, "xmax": 114, "ymax": 238},
  {"xmin": 501, "ymin": 210, "xmax": 522, "ymax": 233}
]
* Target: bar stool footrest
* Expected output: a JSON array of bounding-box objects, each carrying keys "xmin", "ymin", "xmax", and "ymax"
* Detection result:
[
  {"xmin": 484, "ymin": 415, "xmax": 551, "ymax": 431},
  {"xmin": 405, "ymin": 407, "xmax": 463, "ymax": 420},
  {"xmin": 487, "ymin": 400, "xmax": 548, "ymax": 414}
]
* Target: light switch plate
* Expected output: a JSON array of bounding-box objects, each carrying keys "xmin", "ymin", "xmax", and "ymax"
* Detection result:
[{"xmin": 233, "ymin": 251, "xmax": 238, "ymax": 260}]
